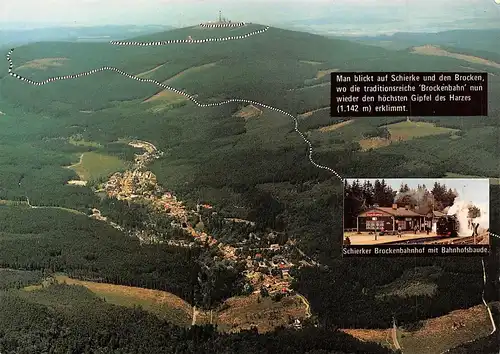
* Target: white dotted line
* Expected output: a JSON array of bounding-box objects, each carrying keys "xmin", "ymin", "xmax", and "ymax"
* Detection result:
[
  {"xmin": 110, "ymin": 26, "xmax": 267, "ymax": 46},
  {"xmin": 199, "ymin": 22, "xmax": 246, "ymax": 28},
  {"xmin": 6, "ymin": 47, "xmax": 343, "ymax": 181},
  {"xmin": 489, "ymin": 231, "xmax": 500, "ymax": 240}
]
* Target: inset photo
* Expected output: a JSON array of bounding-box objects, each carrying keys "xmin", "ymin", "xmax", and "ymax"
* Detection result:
[{"xmin": 343, "ymin": 178, "xmax": 490, "ymax": 256}]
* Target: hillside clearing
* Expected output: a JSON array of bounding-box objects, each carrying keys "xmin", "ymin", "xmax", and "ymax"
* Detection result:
[
  {"xmin": 411, "ymin": 45, "xmax": 500, "ymax": 69},
  {"xmin": 0, "ymin": 199, "xmax": 29, "ymax": 207},
  {"xmin": 67, "ymin": 151, "xmax": 128, "ymax": 181},
  {"xmin": 214, "ymin": 293, "xmax": 309, "ymax": 333},
  {"xmin": 387, "ymin": 121, "xmax": 459, "ymax": 140},
  {"xmin": 341, "ymin": 328, "xmax": 395, "ymax": 351},
  {"xmin": 317, "ymin": 120, "xmax": 353, "ymax": 132},
  {"xmin": 299, "ymin": 60, "xmax": 323, "ymax": 65},
  {"xmin": 16, "ymin": 57, "xmax": 69, "ymax": 70},
  {"xmin": 343, "ymin": 305, "xmax": 492, "ymax": 354},
  {"xmin": 67, "ymin": 180, "xmax": 87, "ymax": 186},
  {"xmin": 54, "ymin": 275, "xmax": 193, "ymax": 326},
  {"xmin": 445, "ymin": 172, "xmax": 500, "ymax": 185},
  {"xmin": 68, "ymin": 136, "xmax": 102, "ymax": 148},
  {"xmin": 163, "ymin": 62, "xmax": 218, "ymax": 84},
  {"xmin": 359, "ymin": 121, "xmax": 458, "ymax": 151},
  {"xmin": 234, "ymin": 104, "xmax": 263, "ymax": 120},
  {"xmin": 143, "ymin": 89, "xmax": 189, "ymax": 105},
  {"xmin": 298, "ymin": 107, "xmax": 329, "ymax": 118},
  {"xmin": 359, "ymin": 137, "xmax": 391, "ymax": 150},
  {"xmin": 289, "ymin": 82, "xmax": 330, "ymax": 91},
  {"xmin": 399, "ymin": 305, "xmax": 492, "ymax": 354},
  {"xmin": 316, "ymin": 68, "xmax": 339, "ymax": 79},
  {"xmin": 136, "ymin": 63, "xmax": 166, "ymax": 78}
]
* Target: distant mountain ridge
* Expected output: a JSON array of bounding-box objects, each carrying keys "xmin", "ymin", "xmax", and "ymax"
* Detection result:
[
  {"xmin": 0, "ymin": 25, "xmax": 176, "ymax": 48},
  {"xmin": 342, "ymin": 28, "xmax": 500, "ymax": 54}
]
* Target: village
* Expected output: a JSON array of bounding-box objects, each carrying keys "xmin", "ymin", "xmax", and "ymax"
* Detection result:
[{"xmin": 93, "ymin": 140, "xmax": 310, "ymax": 303}]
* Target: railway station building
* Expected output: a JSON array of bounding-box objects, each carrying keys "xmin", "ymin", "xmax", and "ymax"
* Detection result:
[{"xmin": 355, "ymin": 204, "xmax": 426, "ymax": 232}]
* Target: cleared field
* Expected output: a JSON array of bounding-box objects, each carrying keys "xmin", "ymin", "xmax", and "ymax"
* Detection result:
[
  {"xmin": 68, "ymin": 151, "xmax": 128, "ymax": 181},
  {"xmin": 445, "ymin": 172, "xmax": 500, "ymax": 185},
  {"xmin": 341, "ymin": 328, "xmax": 395, "ymax": 351},
  {"xmin": 412, "ymin": 45, "xmax": 500, "ymax": 69},
  {"xmin": 399, "ymin": 305, "xmax": 492, "ymax": 354},
  {"xmin": 386, "ymin": 121, "xmax": 458, "ymax": 140},
  {"xmin": 68, "ymin": 136, "xmax": 102, "ymax": 148},
  {"xmin": 136, "ymin": 63, "xmax": 166, "ymax": 78},
  {"xmin": 0, "ymin": 199, "xmax": 29, "ymax": 206},
  {"xmin": 359, "ymin": 137, "xmax": 391, "ymax": 150},
  {"xmin": 143, "ymin": 89, "xmax": 189, "ymax": 106},
  {"xmin": 164, "ymin": 62, "xmax": 218, "ymax": 84},
  {"xmin": 299, "ymin": 60, "xmax": 323, "ymax": 65},
  {"xmin": 234, "ymin": 104, "xmax": 262, "ymax": 120},
  {"xmin": 54, "ymin": 275, "xmax": 193, "ymax": 326},
  {"xmin": 16, "ymin": 57, "xmax": 69, "ymax": 70},
  {"xmin": 298, "ymin": 106, "xmax": 329, "ymax": 118},
  {"xmin": 67, "ymin": 180, "xmax": 87, "ymax": 186},
  {"xmin": 359, "ymin": 121, "xmax": 458, "ymax": 151},
  {"xmin": 317, "ymin": 119, "xmax": 353, "ymax": 132},
  {"xmin": 316, "ymin": 68, "xmax": 339, "ymax": 79},
  {"xmin": 214, "ymin": 293, "xmax": 308, "ymax": 333}
]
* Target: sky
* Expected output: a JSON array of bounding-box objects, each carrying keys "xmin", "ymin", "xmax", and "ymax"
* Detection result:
[
  {"xmin": 1, "ymin": 0, "xmax": 499, "ymax": 33},
  {"xmin": 346, "ymin": 178, "xmax": 490, "ymax": 207}
]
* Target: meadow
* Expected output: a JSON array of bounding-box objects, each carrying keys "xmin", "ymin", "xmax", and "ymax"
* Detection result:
[
  {"xmin": 68, "ymin": 151, "xmax": 129, "ymax": 181},
  {"xmin": 53, "ymin": 275, "xmax": 193, "ymax": 326}
]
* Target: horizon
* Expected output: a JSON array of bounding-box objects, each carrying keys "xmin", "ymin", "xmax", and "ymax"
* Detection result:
[{"xmin": 1, "ymin": 0, "xmax": 499, "ymax": 34}]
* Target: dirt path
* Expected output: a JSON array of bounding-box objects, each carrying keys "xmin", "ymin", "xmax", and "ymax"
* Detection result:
[
  {"xmin": 297, "ymin": 294, "xmax": 312, "ymax": 318},
  {"xmin": 481, "ymin": 259, "xmax": 497, "ymax": 334},
  {"xmin": 392, "ymin": 317, "xmax": 402, "ymax": 351},
  {"xmin": 192, "ymin": 306, "xmax": 198, "ymax": 326}
]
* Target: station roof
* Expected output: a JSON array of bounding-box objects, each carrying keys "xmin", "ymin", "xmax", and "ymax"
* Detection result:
[{"xmin": 358, "ymin": 207, "xmax": 423, "ymax": 217}]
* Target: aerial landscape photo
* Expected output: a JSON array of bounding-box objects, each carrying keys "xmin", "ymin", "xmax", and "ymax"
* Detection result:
[{"xmin": 0, "ymin": 0, "xmax": 499, "ymax": 353}]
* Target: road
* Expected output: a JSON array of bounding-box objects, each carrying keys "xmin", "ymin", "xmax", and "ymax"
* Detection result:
[
  {"xmin": 392, "ymin": 317, "xmax": 402, "ymax": 351},
  {"xmin": 297, "ymin": 293, "xmax": 312, "ymax": 318},
  {"xmin": 481, "ymin": 259, "xmax": 497, "ymax": 335},
  {"xmin": 192, "ymin": 306, "xmax": 198, "ymax": 326}
]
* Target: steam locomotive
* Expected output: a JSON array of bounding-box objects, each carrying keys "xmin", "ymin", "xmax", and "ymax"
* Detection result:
[{"xmin": 436, "ymin": 215, "xmax": 459, "ymax": 237}]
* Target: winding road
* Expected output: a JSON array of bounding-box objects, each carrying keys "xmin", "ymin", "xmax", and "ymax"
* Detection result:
[{"xmin": 392, "ymin": 317, "xmax": 402, "ymax": 351}]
